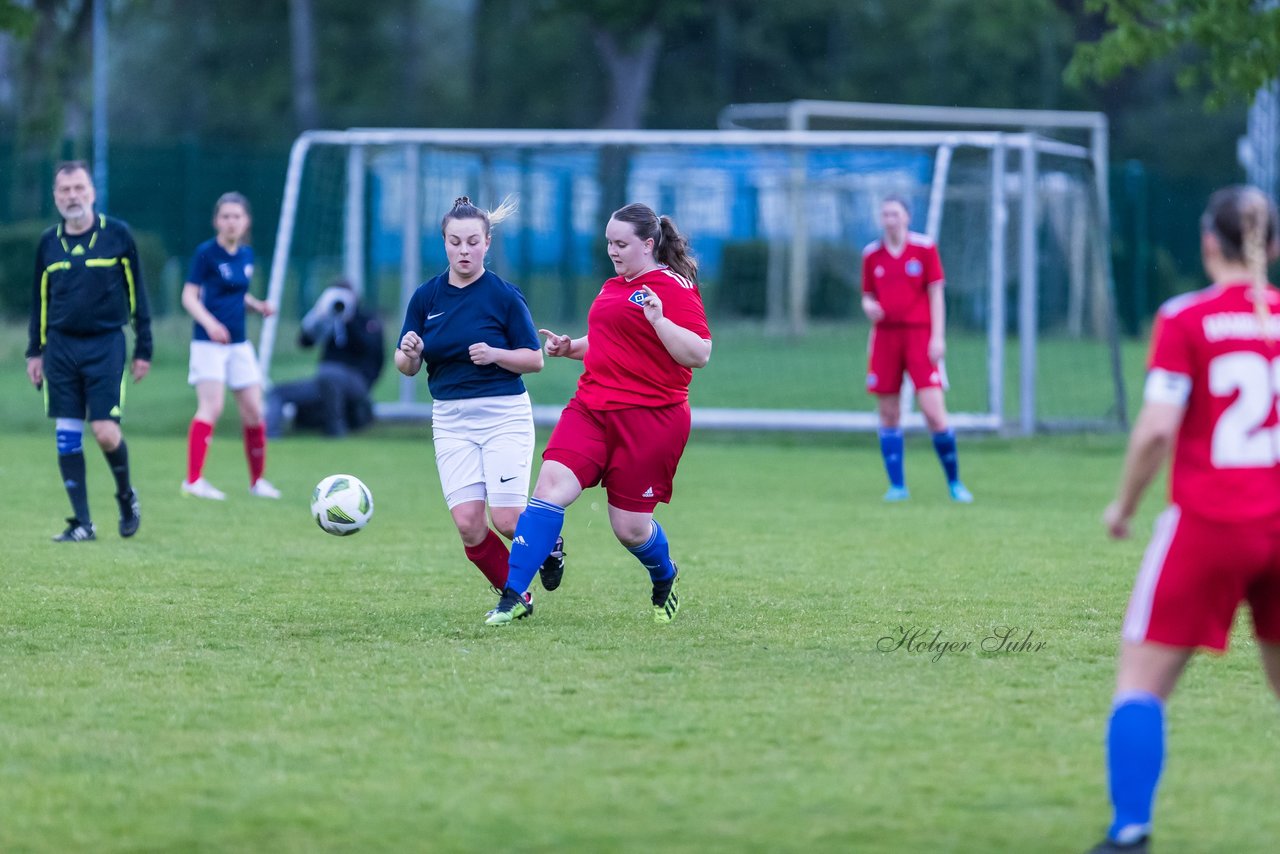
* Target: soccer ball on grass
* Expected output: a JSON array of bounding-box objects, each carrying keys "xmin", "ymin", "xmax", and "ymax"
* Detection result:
[{"xmin": 311, "ymin": 474, "xmax": 374, "ymax": 536}]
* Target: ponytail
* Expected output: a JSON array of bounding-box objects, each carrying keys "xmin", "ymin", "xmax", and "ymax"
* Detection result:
[
  {"xmin": 441, "ymin": 193, "xmax": 518, "ymax": 237},
  {"xmin": 610, "ymin": 202, "xmax": 699, "ymax": 283},
  {"xmin": 1241, "ymin": 190, "xmax": 1273, "ymax": 341},
  {"xmin": 656, "ymin": 215, "xmax": 699, "ymax": 283}
]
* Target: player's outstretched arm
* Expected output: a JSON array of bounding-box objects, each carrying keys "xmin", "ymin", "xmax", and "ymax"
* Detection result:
[
  {"xmin": 539, "ymin": 329, "xmax": 587, "ymax": 360},
  {"xmin": 245, "ymin": 293, "xmax": 275, "ymax": 317}
]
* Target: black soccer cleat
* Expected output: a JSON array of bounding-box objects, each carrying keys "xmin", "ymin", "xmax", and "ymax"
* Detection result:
[
  {"xmin": 116, "ymin": 489, "xmax": 141, "ymax": 538},
  {"xmin": 1085, "ymin": 835, "xmax": 1150, "ymax": 854},
  {"xmin": 539, "ymin": 535, "xmax": 567, "ymax": 591},
  {"xmin": 52, "ymin": 518, "xmax": 96, "ymax": 543}
]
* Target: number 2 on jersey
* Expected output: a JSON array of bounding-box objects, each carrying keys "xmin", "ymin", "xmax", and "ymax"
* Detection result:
[{"xmin": 1210, "ymin": 352, "xmax": 1280, "ymax": 467}]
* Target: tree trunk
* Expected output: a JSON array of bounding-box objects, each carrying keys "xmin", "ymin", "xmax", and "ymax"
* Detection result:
[
  {"xmin": 288, "ymin": 0, "xmax": 320, "ymax": 130},
  {"xmin": 592, "ymin": 26, "xmax": 662, "ymax": 129}
]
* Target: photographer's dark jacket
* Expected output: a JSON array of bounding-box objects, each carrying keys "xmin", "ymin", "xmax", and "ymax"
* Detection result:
[{"xmin": 299, "ymin": 307, "xmax": 385, "ymax": 387}]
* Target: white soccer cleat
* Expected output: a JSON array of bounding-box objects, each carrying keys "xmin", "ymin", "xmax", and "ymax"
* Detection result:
[
  {"xmin": 249, "ymin": 478, "xmax": 282, "ymax": 499},
  {"xmin": 182, "ymin": 477, "xmax": 227, "ymax": 501}
]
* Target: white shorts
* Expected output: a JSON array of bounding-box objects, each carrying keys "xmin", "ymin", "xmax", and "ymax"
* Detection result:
[
  {"xmin": 432, "ymin": 392, "xmax": 534, "ymax": 509},
  {"xmin": 188, "ymin": 340, "xmax": 263, "ymax": 389}
]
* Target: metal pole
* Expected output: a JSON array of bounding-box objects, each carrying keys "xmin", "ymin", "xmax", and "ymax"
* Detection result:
[
  {"xmin": 989, "ymin": 139, "xmax": 1007, "ymax": 431},
  {"xmin": 399, "ymin": 144, "xmax": 422, "ymax": 406},
  {"xmin": 92, "ymin": 0, "xmax": 108, "ymax": 210},
  {"xmin": 925, "ymin": 143, "xmax": 954, "ymax": 242},
  {"xmin": 259, "ymin": 133, "xmax": 315, "ymax": 381},
  {"xmin": 786, "ymin": 102, "xmax": 809, "ymax": 337},
  {"xmin": 344, "ymin": 145, "xmax": 367, "ymax": 296},
  {"xmin": 1244, "ymin": 79, "xmax": 1279, "ymax": 199},
  {"xmin": 1019, "ymin": 139, "xmax": 1038, "ymax": 435}
]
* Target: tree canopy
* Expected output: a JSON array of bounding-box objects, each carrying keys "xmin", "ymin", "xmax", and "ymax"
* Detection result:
[{"xmin": 1067, "ymin": 0, "xmax": 1280, "ymax": 108}]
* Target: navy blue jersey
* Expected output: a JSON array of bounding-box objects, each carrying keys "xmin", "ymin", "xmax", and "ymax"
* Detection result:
[
  {"xmin": 399, "ymin": 270, "xmax": 540, "ymax": 400},
  {"xmin": 187, "ymin": 239, "xmax": 255, "ymax": 343}
]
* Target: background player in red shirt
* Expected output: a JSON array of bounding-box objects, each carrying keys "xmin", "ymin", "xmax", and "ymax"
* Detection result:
[
  {"xmin": 1088, "ymin": 186, "xmax": 1280, "ymax": 854},
  {"xmin": 485, "ymin": 202, "xmax": 712, "ymax": 625},
  {"xmin": 861, "ymin": 195, "xmax": 972, "ymax": 503}
]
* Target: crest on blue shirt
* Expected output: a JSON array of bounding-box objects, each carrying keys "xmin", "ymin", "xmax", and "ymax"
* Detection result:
[
  {"xmin": 218, "ymin": 262, "xmax": 235, "ymax": 280},
  {"xmin": 905, "ymin": 259, "xmax": 923, "ymax": 276},
  {"xmin": 628, "ymin": 289, "xmax": 647, "ymax": 306}
]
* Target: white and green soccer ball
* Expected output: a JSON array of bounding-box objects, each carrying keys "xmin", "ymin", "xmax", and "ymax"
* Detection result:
[{"xmin": 311, "ymin": 474, "xmax": 374, "ymax": 536}]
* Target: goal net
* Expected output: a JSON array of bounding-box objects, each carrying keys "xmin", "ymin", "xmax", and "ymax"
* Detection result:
[{"xmin": 260, "ymin": 125, "xmax": 1125, "ymax": 434}]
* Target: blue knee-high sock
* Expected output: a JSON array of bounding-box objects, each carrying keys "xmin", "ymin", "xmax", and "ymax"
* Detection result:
[
  {"xmin": 505, "ymin": 497, "xmax": 565, "ymax": 594},
  {"xmin": 879, "ymin": 428, "xmax": 905, "ymax": 489},
  {"xmin": 1106, "ymin": 691, "xmax": 1165, "ymax": 843},
  {"xmin": 626, "ymin": 520, "xmax": 676, "ymax": 583},
  {"xmin": 56, "ymin": 427, "xmax": 91, "ymax": 524},
  {"xmin": 931, "ymin": 429, "xmax": 959, "ymax": 484}
]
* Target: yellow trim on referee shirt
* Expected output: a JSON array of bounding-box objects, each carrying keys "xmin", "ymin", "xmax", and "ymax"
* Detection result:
[
  {"xmin": 40, "ymin": 261, "xmax": 72, "ymax": 347},
  {"xmin": 121, "ymin": 257, "xmax": 137, "ymax": 314}
]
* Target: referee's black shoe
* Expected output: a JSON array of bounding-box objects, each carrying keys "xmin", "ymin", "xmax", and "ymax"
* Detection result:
[
  {"xmin": 116, "ymin": 490, "xmax": 141, "ymax": 538},
  {"xmin": 52, "ymin": 518, "xmax": 96, "ymax": 542},
  {"xmin": 539, "ymin": 536, "xmax": 567, "ymax": 591}
]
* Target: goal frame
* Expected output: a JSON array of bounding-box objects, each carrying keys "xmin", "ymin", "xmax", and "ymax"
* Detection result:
[{"xmin": 260, "ymin": 125, "xmax": 1125, "ymax": 434}]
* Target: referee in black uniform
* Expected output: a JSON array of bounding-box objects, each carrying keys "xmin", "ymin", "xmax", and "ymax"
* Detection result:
[{"xmin": 25, "ymin": 161, "xmax": 153, "ymax": 542}]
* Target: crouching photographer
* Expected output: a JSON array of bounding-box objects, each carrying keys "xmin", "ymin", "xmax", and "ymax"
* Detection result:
[{"xmin": 266, "ymin": 280, "xmax": 385, "ymax": 438}]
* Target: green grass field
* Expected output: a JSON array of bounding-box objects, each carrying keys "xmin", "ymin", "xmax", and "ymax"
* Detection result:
[{"xmin": 2, "ymin": 320, "xmax": 1274, "ymax": 853}]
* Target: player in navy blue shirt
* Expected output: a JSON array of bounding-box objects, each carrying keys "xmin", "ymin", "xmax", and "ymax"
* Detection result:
[
  {"xmin": 396, "ymin": 196, "xmax": 565, "ymax": 615},
  {"xmin": 180, "ymin": 193, "xmax": 279, "ymax": 501}
]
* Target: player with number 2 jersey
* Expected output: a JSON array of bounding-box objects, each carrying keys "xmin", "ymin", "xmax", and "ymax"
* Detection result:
[{"xmin": 1088, "ymin": 186, "xmax": 1280, "ymax": 854}]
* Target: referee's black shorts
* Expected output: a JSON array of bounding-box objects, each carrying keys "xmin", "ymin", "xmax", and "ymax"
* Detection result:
[{"xmin": 42, "ymin": 329, "xmax": 128, "ymax": 422}]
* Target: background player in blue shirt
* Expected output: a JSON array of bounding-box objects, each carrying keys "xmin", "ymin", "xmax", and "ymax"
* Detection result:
[
  {"xmin": 395, "ymin": 196, "xmax": 565, "ymax": 616},
  {"xmin": 180, "ymin": 192, "xmax": 279, "ymax": 501}
]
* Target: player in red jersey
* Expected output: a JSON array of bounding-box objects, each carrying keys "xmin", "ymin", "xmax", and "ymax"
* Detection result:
[
  {"xmin": 485, "ymin": 202, "xmax": 712, "ymax": 625},
  {"xmin": 1087, "ymin": 186, "xmax": 1280, "ymax": 854},
  {"xmin": 861, "ymin": 195, "xmax": 972, "ymax": 503}
]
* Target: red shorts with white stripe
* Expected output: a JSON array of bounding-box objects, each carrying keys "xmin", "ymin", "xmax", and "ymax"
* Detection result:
[
  {"xmin": 866, "ymin": 325, "xmax": 945, "ymax": 396},
  {"xmin": 543, "ymin": 396, "xmax": 691, "ymax": 513},
  {"xmin": 1124, "ymin": 506, "xmax": 1280, "ymax": 652}
]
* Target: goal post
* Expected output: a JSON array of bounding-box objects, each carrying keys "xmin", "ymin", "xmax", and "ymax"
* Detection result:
[
  {"xmin": 720, "ymin": 99, "xmax": 1126, "ymax": 434},
  {"xmin": 261, "ymin": 125, "xmax": 1126, "ymax": 435}
]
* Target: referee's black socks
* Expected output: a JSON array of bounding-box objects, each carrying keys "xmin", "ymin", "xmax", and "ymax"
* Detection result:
[{"xmin": 104, "ymin": 440, "xmax": 133, "ymax": 496}]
